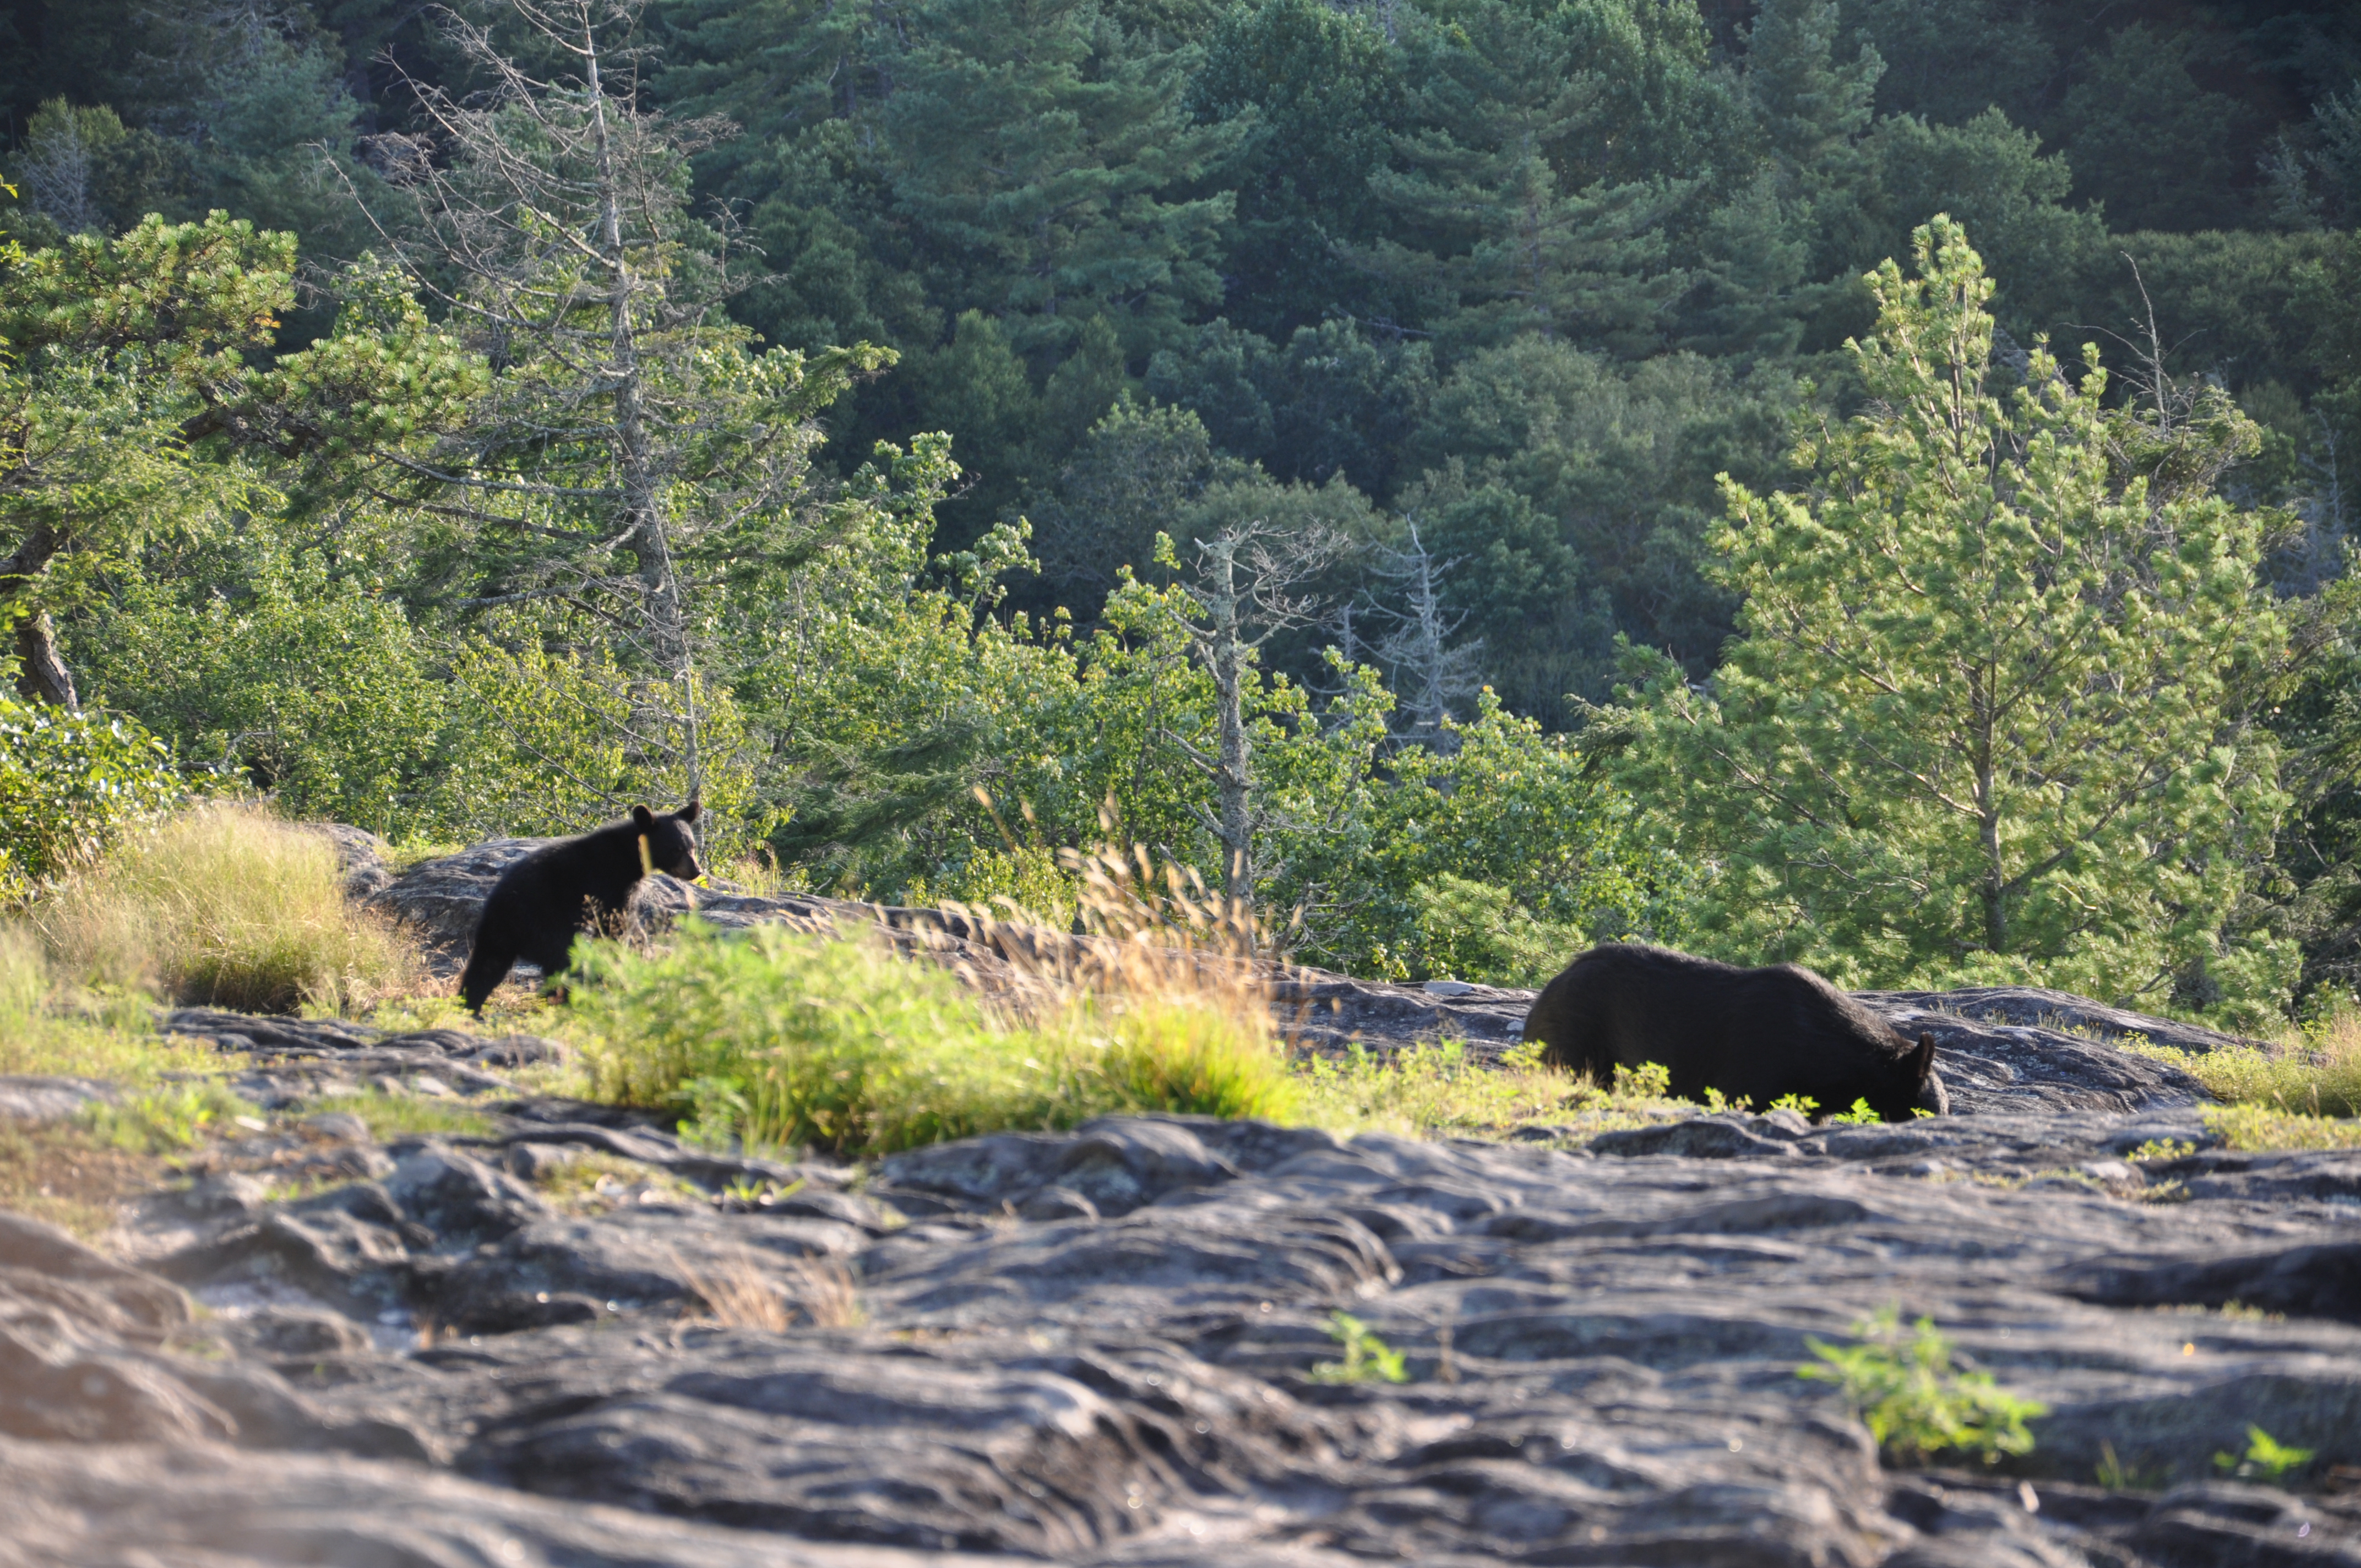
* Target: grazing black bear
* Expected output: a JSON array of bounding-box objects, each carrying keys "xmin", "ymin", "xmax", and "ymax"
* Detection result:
[
  {"xmin": 1521, "ymin": 943, "xmax": 1941, "ymax": 1123},
  {"xmin": 459, "ymin": 802, "xmax": 703, "ymax": 1015}
]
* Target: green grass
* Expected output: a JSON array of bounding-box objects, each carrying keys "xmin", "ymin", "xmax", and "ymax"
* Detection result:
[
  {"xmin": 1799, "ymin": 1306, "xmax": 2047, "ymax": 1466},
  {"xmin": 297, "ymin": 1091, "xmax": 495, "ymax": 1141},
  {"xmin": 2119, "ymin": 1010, "xmax": 2361, "ymax": 1150},
  {"xmin": 1290, "ymin": 1041, "xmax": 1699, "ymax": 1140},
  {"xmin": 2201, "ymin": 1103, "xmax": 2361, "ymax": 1152},
  {"xmin": 570, "ymin": 919, "xmax": 1298, "ymax": 1159},
  {"xmin": 31, "ymin": 802, "xmax": 418, "ymax": 1015}
]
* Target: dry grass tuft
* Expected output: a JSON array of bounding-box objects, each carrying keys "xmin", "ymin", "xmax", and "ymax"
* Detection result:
[
  {"xmin": 32, "ymin": 801, "xmax": 418, "ymax": 1015},
  {"xmin": 675, "ymin": 1249, "xmax": 862, "ymax": 1331}
]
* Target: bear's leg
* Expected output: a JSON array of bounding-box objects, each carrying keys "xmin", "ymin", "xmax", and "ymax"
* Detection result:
[
  {"xmin": 459, "ymin": 933, "xmax": 519, "ymax": 1016},
  {"xmin": 520, "ymin": 929, "xmax": 585, "ymax": 1001}
]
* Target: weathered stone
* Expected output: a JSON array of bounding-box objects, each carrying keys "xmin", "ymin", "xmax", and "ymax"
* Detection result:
[{"xmin": 0, "ymin": 1075, "xmax": 117, "ymax": 1125}]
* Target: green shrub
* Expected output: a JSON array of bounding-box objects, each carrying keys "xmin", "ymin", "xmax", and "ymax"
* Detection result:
[
  {"xmin": 1799, "ymin": 1306, "xmax": 2047, "ymax": 1464},
  {"xmin": 2125, "ymin": 1015, "xmax": 2361, "ymax": 1120},
  {"xmin": 35, "ymin": 802, "xmax": 416, "ymax": 1013},
  {"xmin": 570, "ymin": 919, "xmax": 1297, "ymax": 1158},
  {"xmin": 0, "ymin": 695, "xmax": 183, "ymax": 901}
]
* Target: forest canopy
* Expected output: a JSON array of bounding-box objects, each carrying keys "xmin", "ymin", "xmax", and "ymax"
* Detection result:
[{"xmin": 4, "ymin": 0, "xmax": 2361, "ymax": 1028}]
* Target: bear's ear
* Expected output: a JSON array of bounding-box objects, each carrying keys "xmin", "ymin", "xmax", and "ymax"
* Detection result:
[
  {"xmin": 631, "ymin": 804, "xmax": 656, "ymax": 831},
  {"xmin": 1910, "ymin": 1032, "xmax": 1936, "ymax": 1084},
  {"xmin": 678, "ymin": 798, "xmax": 701, "ymax": 824}
]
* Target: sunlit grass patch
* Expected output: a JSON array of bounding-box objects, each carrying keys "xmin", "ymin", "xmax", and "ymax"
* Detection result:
[
  {"xmin": 2201, "ymin": 1103, "xmax": 2361, "ymax": 1152},
  {"xmin": 297, "ymin": 1090, "xmax": 496, "ymax": 1142},
  {"xmin": 571, "ymin": 917, "xmax": 1297, "ymax": 1158},
  {"xmin": 32, "ymin": 802, "xmax": 420, "ymax": 1015},
  {"xmin": 1290, "ymin": 1039, "xmax": 1690, "ymax": 1140}
]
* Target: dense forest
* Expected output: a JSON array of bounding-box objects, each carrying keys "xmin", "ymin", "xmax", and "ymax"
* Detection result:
[{"xmin": 4, "ymin": 0, "xmax": 2361, "ymax": 1028}]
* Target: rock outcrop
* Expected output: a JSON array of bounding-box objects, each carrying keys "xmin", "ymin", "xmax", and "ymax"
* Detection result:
[
  {"xmin": 9, "ymin": 996, "xmax": 2361, "ymax": 1564},
  {"xmin": 7, "ymin": 835, "xmax": 2345, "ymax": 1564}
]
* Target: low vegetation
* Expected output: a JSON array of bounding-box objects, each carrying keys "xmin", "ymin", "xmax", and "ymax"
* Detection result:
[
  {"xmin": 2125, "ymin": 1014, "xmax": 2361, "ymax": 1120},
  {"xmin": 29, "ymin": 803, "xmax": 416, "ymax": 1014},
  {"xmin": 572, "ymin": 905, "xmax": 1299, "ymax": 1159},
  {"xmin": 1799, "ymin": 1307, "xmax": 2048, "ymax": 1466}
]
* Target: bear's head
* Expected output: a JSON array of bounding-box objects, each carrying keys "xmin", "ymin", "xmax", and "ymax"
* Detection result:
[
  {"xmin": 630, "ymin": 801, "xmax": 704, "ymax": 882},
  {"xmin": 1868, "ymin": 1031, "xmax": 1939, "ymax": 1123}
]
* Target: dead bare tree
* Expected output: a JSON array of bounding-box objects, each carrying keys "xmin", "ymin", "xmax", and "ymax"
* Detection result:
[
  {"xmin": 1169, "ymin": 520, "xmax": 1345, "ymax": 912},
  {"xmin": 1367, "ymin": 522, "xmax": 1484, "ymax": 747},
  {"xmin": 349, "ymin": 0, "xmax": 870, "ymax": 804}
]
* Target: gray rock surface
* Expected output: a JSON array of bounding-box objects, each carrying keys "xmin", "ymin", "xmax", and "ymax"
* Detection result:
[
  {"xmin": 10, "ymin": 841, "xmax": 2344, "ymax": 1562},
  {"xmin": 0, "ymin": 1074, "xmax": 118, "ymax": 1124},
  {"xmin": 10, "ymin": 1023, "xmax": 2361, "ymax": 1566}
]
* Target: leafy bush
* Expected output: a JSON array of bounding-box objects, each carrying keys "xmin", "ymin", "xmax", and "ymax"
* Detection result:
[
  {"xmin": 1799, "ymin": 1306, "xmax": 2047, "ymax": 1464},
  {"xmin": 34, "ymin": 802, "xmax": 415, "ymax": 1013},
  {"xmin": 0, "ymin": 695, "xmax": 183, "ymax": 901},
  {"xmin": 571, "ymin": 918, "xmax": 1297, "ymax": 1158}
]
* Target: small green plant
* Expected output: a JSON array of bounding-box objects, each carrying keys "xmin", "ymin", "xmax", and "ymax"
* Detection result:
[
  {"xmin": 2129, "ymin": 1138, "xmax": 2198, "ymax": 1162},
  {"xmin": 82, "ymin": 1081, "xmax": 254, "ymax": 1152},
  {"xmin": 1700, "ymin": 1086, "xmax": 1733, "ymax": 1113},
  {"xmin": 2214, "ymin": 1424, "xmax": 2314, "ymax": 1481},
  {"xmin": 1612, "ymin": 1061, "xmax": 1672, "ymax": 1099},
  {"xmin": 1309, "ymin": 1311, "xmax": 1408, "ymax": 1385},
  {"xmin": 1767, "ymin": 1092, "xmax": 1820, "ymax": 1116},
  {"xmin": 1829, "ymin": 1098, "xmax": 1882, "ymax": 1125},
  {"xmin": 1799, "ymin": 1306, "xmax": 2047, "ymax": 1464}
]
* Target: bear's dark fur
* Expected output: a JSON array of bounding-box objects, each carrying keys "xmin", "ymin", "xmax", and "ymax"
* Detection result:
[
  {"xmin": 1521, "ymin": 943, "xmax": 1940, "ymax": 1123},
  {"xmin": 459, "ymin": 802, "xmax": 703, "ymax": 1015}
]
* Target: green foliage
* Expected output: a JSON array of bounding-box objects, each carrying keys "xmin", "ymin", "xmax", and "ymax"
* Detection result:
[
  {"xmin": 81, "ymin": 1080, "xmax": 255, "ymax": 1153},
  {"xmin": 1300, "ymin": 693, "xmax": 1693, "ymax": 983},
  {"xmin": 569, "ymin": 919, "xmax": 1297, "ymax": 1158},
  {"xmin": 2214, "ymin": 1424, "xmax": 2315, "ymax": 1482},
  {"xmin": 1310, "ymin": 1311, "xmax": 1409, "ymax": 1385},
  {"xmin": 0, "ymin": 696, "xmax": 183, "ymax": 900},
  {"xmin": 1799, "ymin": 1305, "xmax": 2047, "ymax": 1464},
  {"xmin": 1827, "ymin": 1098, "xmax": 1882, "ymax": 1126},
  {"xmin": 2121, "ymin": 1020, "xmax": 2361, "ymax": 1120},
  {"xmin": 1622, "ymin": 217, "xmax": 2297, "ymax": 1020}
]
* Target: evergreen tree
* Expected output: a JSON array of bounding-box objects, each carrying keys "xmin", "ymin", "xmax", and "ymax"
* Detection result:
[
  {"xmin": 1620, "ymin": 217, "xmax": 2296, "ymax": 1021},
  {"xmin": 1186, "ymin": 0, "xmax": 1403, "ymax": 340},
  {"xmin": 878, "ymin": 0, "xmax": 1242, "ymax": 362},
  {"xmin": 1361, "ymin": 2, "xmax": 1685, "ymax": 357}
]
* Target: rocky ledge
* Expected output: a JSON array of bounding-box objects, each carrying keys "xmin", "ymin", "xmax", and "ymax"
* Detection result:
[{"xmin": 3, "ymin": 836, "xmax": 2354, "ymax": 1566}]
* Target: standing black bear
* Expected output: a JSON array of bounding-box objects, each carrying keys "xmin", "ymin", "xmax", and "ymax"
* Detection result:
[
  {"xmin": 1522, "ymin": 944, "xmax": 1942, "ymax": 1122},
  {"xmin": 459, "ymin": 802, "xmax": 703, "ymax": 1015}
]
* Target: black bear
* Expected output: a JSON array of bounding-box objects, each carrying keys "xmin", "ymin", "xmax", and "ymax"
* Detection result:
[
  {"xmin": 459, "ymin": 802, "xmax": 703, "ymax": 1015},
  {"xmin": 1521, "ymin": 943, "xmax": 1941, "ymax": 1123}
]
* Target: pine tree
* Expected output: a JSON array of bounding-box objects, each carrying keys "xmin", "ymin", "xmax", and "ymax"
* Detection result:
[
  {"xmin": 879, "ymin": 0, "xmax": 1242, "ymax": 361},
  {"xmin": 1360, "ymin": 2, "xmax": 1685, "ymax": 357},
  {"xmin": 359, "ymin": 0, "xmax": 884, "ymax": 804},
  {"xmin": 1621, "ymin": 217, "xmax": 2297, "ymax": 1020}
]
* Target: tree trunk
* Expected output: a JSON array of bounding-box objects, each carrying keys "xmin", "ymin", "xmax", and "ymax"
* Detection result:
[
  {"xmin": 1201, "ymin": 535, "xmax": 1254, "ymax": 911},
  {"xmin": 1, "ymin": 522, "xmax": 75, "ymax": 708},
  {"xmin": 13, "ymin": 610, "xmax": 78, "ymax": 709},
  {"xmin": 583, "ymin": 15, "xmax": 704, "ymax": 803}
]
